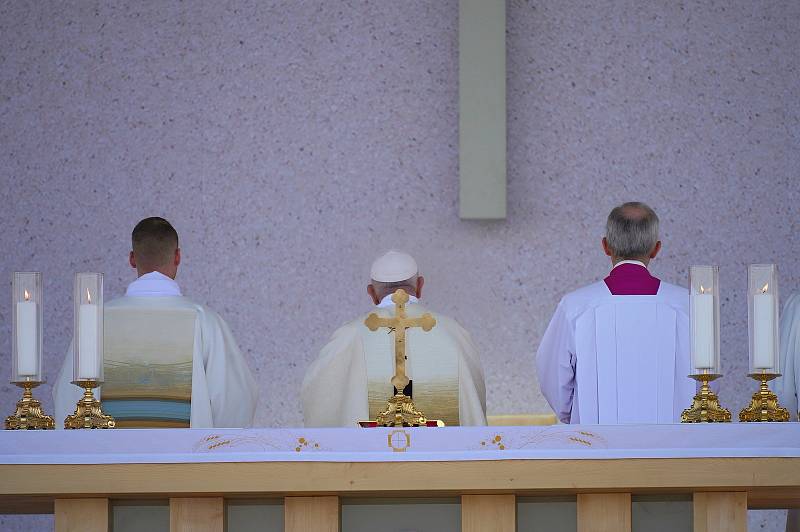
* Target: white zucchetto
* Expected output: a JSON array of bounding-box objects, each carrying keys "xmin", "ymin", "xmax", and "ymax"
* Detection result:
[{"xmin": 370, "ymin": 250, "xmax": 418, "ymax": 282}]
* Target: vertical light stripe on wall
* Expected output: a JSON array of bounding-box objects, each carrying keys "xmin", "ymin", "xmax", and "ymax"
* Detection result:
[{"xmin": 459, "ymin": 0, "xmax": 506, "ymax": 220}]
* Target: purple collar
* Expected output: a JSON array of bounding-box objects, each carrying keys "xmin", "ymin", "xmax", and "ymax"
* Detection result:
[{"xmin": 604, "ymin": 263, "xmax": 661, "ymax": 295}]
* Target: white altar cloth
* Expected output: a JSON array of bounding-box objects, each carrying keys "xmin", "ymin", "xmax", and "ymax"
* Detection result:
[{"xmin": 1, "ymin": 424, "xmax": 798, "ymax": 465}]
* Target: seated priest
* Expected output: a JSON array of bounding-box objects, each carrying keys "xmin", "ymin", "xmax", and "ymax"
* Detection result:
[
  {"xmin": 774, "ymin": 291, "xmax": 800, "ymax": 532},
  {"xmin": 301, "ymin": 250, "xmax": 487, "ymax": 427},
  {"xmin": 536, "ymin": 202, "xmax": 695, "ymax": 424},
  {"xmin": 54, "ymin": 217, "xmax": 257, "ymax": 428},
  {"xmin": 775, "ymin": 292, "xmax": 800, "ymax": 420}
]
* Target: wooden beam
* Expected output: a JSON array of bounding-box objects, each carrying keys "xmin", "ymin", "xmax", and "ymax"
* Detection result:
[
  {"xmin": 693, "ymin": 492, "xmax": 747, "ymax": 532},
  {"xmin": 285, "ymin": 496, "xmax": 339, "ymax": 532},
  {"xmin": 169, "ymin": 498, "xmax": 223, "ymax": 532},
  {"xmin": 462, "ymin": 494, "xmax": 515, "ymax": 532},
  {"xmin": 55, "ymin": 498, "xmax": 109, "ymax": 532},
  {"xmin": 577, "ymin": 493, "xmax": 631, "ymax": 532},
  {"xmin": 2, "ymin": 458, "xmax": 798, "ymax": 498},
  {"xmin": 748, "ymin": 487, "xmax": 800, "ymax": 508},
  {"xmin": 459, "ymin": 0, "xmax": 506, "ymax": 219}
]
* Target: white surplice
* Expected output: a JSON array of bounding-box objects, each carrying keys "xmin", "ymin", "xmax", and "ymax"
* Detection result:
[
  {"xmin": 53, "ymin": 272, "xmax": 258, "ymax": 428},
  {"xmin": 775, "ymin": 292, "xmax": 800, "ymax": 421},
  {"xmin": 536, "ymin": 279, "xmax": 695, "ymax": 424},
  {"xmin": 301, "ymin": 295, "xmax": 487, "ymax": 427},
  {"xmin": 772, "ymin": 293, "xmax": 800, "ymax": 532}
]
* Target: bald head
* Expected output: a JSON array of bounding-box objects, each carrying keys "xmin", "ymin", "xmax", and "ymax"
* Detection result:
[
  {"xmin": 604, "ymin": 202, "xmax": 661, "ymax": 263},
  {"xmin": 130, "ymin": 217, "xmax": 180, "ymax": 278}
]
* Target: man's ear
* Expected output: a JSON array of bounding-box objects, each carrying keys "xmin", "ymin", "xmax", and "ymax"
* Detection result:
[
  {"xmin": 601, "ymin": 237, "xmax": 613, "ymax": 257},
  {"xmin": 175, "ymin": 248, "xmax": 181, "ymax": 267},
  {"xmin": 367, "ymin": 284, "xmax": 379, "ymax": 305},
  {"xmin": 649, "ymin": 241, "xmax": 662, "ymax": 259},
  {"xmin": 129, "ymin": 251, "xmax": 137, "ymax": 269},
  {"xmin": 416, "ymin": 276, "xmax": 424, "ymax": 299}
]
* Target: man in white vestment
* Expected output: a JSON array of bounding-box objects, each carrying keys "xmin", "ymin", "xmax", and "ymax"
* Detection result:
[
  {"xmin": 54, "ymin": 217, "xmax": 257, "ymax": 428},
  {"xmin": 775, "ymin": 292, "xmax": 800, "ymax": 421},
  {"xmin": 301, "ymin": 251, "xmax": 486, "ymax": 427},
  {"xmin": 775, "ymin": 293, "xmax": 800, "ymax": 532},
  {"xmin": 536, "ymin": 202, "xmax": 695, "ymax": 424}
]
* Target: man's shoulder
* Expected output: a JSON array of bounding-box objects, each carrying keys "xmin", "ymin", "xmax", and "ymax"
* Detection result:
[
  {"xmin": 658, "ymin": 280, "xmax": 689, "ymax": 298},
  {"xmin": 558, "ymin": 279, "xmax": 688, "ymax": 315},
  {"xmin": 657, "ymin": 281, "xmax": 689, "ymax": 313},
  {"xmin": 560, "ymin": 280, "xmax": 609, "ymax": 309},
  {"xmin": 784, "ymin": 292, "xmax": 800, "ymax": 313},
  {"xmin": 108, "ymin": 294, "xmax": 214, "ymax": 317}
]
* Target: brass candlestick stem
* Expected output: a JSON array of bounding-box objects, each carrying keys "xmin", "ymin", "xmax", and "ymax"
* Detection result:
[
  {"xmin": 681, "ymin": 373, "xmax": 731, "ymax": 423},
  {"xmin": 4, "ymin": 381, "xmax": 55, "ymax": 430},
  {"xmin": 64, "ymin": 380, "xmax": 115, "ymax": 429},
  {"xmin": 739, "ymin": 371, "xmax": 790, "ymax": 422}
]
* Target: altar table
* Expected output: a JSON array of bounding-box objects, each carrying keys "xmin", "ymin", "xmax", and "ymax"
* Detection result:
[{"xmin": 1, "ymin": 423, "xmax": 799, "ymax": 532}]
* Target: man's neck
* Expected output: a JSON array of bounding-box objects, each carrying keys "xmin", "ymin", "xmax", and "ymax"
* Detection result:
[
  {"xmin": 377, "ymin": 293, "xmax": 419, "ymax": 308},
  {"xmin": 137, "ymin": 268, "xmax": 176, "ymax": 280},
  {"xmin": 612, "ymin": 259, "xmax": 649, "ymax": 269},
  {"xmin": 126, "ymin": 271, "xmax": 182, "ymax": 297}
]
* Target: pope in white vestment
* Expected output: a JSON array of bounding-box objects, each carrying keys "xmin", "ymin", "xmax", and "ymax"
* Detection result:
[
  {"xmin": 53, "ymin": 217, "xmax": 257, "ymax": 428},
  {"xmin": 536, "ymin": 203, "xmax": 695, "ymax": 424},
  {"xmin": 301, "ymin": 251, "xmax": 487, "ymax": 427}
]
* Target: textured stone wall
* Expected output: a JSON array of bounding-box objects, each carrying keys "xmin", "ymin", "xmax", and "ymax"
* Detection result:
[{"xmin": 1, "ymin": 1, "xmax": 798, "ymax": 530}]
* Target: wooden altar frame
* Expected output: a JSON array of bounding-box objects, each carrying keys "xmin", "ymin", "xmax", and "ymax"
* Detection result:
[{"xmin": 2, "ymin": 457, "xmax": 799, "ymax": 532}]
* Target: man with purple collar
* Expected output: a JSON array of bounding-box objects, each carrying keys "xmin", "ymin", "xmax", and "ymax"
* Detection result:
[
  {"xmin": 536, "ymin": 202, "xmax": 694, "ymax": 424},
  {"xmin": 54, "ymin": 217, "xmax": 257, "ymax": 428}
]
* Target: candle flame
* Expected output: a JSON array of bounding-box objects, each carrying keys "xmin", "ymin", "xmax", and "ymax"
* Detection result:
[
  {"xmin": 23, "ymin": 289, "xmax": 30, "ymax": 301},
  {"xmin": 86, "ymin": 288, "xmax": 92, "ymax": 304},
  {"xmin": 699, "ymin": 285, "xmax": 707, "ymax": 294},
  {"xmin": 761, "ymin": 283, "xmax": 769, "ymax": 294}
]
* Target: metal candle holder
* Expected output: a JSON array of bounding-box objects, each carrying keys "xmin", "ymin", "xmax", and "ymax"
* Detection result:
[
  {"xmin": 4, "ymin": 380, "xmax": 55, "ymax": 430},
  {"xmin": 682, "ymin": 266, "xmax": 730, "ymax": 423},
  {"xmin": 739, "ymin": 371, "xmax": 789, "ymax": 422},
  {"xmin": 681, "ymin": 373, "xmax": 731, "ymax": 423},
  {"xmin": 64, "ymin": 380, "xmax": 115, "ymax": 429}
]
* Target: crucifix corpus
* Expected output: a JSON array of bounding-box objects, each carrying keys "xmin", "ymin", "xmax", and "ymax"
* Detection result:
[{"xmin": 358, "ymin": 289, "xmax": 443, "ymax": 427}]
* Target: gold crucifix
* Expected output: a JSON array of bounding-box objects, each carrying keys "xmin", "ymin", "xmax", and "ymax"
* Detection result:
[{"xmin": 361, "ymin": 289, "xmax": 441, "ymax": 427}]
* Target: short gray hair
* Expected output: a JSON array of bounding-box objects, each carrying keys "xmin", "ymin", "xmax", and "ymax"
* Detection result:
[
  {"xmin": 605, "ymin": 202, "xmax": 660, "ymax": 259},
  {"xmin": 371, "ymin": 276, "xmax": 418, "ymax": 300}
]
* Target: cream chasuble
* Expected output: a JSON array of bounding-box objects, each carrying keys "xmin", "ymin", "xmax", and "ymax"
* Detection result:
[
  {"xmin": 536, "ymin": 280, "xmax": 695, "ymax": 424},
  {"xmin": 302, "ymin": 298, "xmax": 486, "ymax": 427},
  {"xmin": 53, "ymin": 272, "xmax": 258, "ymax": 428}
]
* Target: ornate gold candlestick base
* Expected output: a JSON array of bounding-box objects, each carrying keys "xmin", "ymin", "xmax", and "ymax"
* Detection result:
[
  {"xmin": 4, "ymin": 381, "xmax": 55, "ymax": 430},
  {"xmin": 739, "ymin": 372, "xmax": 790, "ymax": 422},
  {"xmin": 681, "ymin": 374, "xmax": 731, "ymax": 423},
  {"xmin": 64, "ymin": 380, "xmax": 115, "ymax": 429}
]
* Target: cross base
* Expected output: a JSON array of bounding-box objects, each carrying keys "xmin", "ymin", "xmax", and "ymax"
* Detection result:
[{"xmin": 358, "ymin": 392, "xmax": 445, "ymax": 428}]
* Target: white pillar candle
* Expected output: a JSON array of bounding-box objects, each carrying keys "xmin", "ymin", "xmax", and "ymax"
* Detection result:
[
  {"xmin": 691, "ymin": 293, "xmax": 715, "ymax": 369},
  {"xmin": 15, "ymin": 299, "xmax": 37, "ymax": 376},
  {"xmin": 753, "ymin": 291, "xmax": 776, "ymax": 369},
  {"xmin": 78, "ymin": 303, "xmax": 99, "ymax": 379}
]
